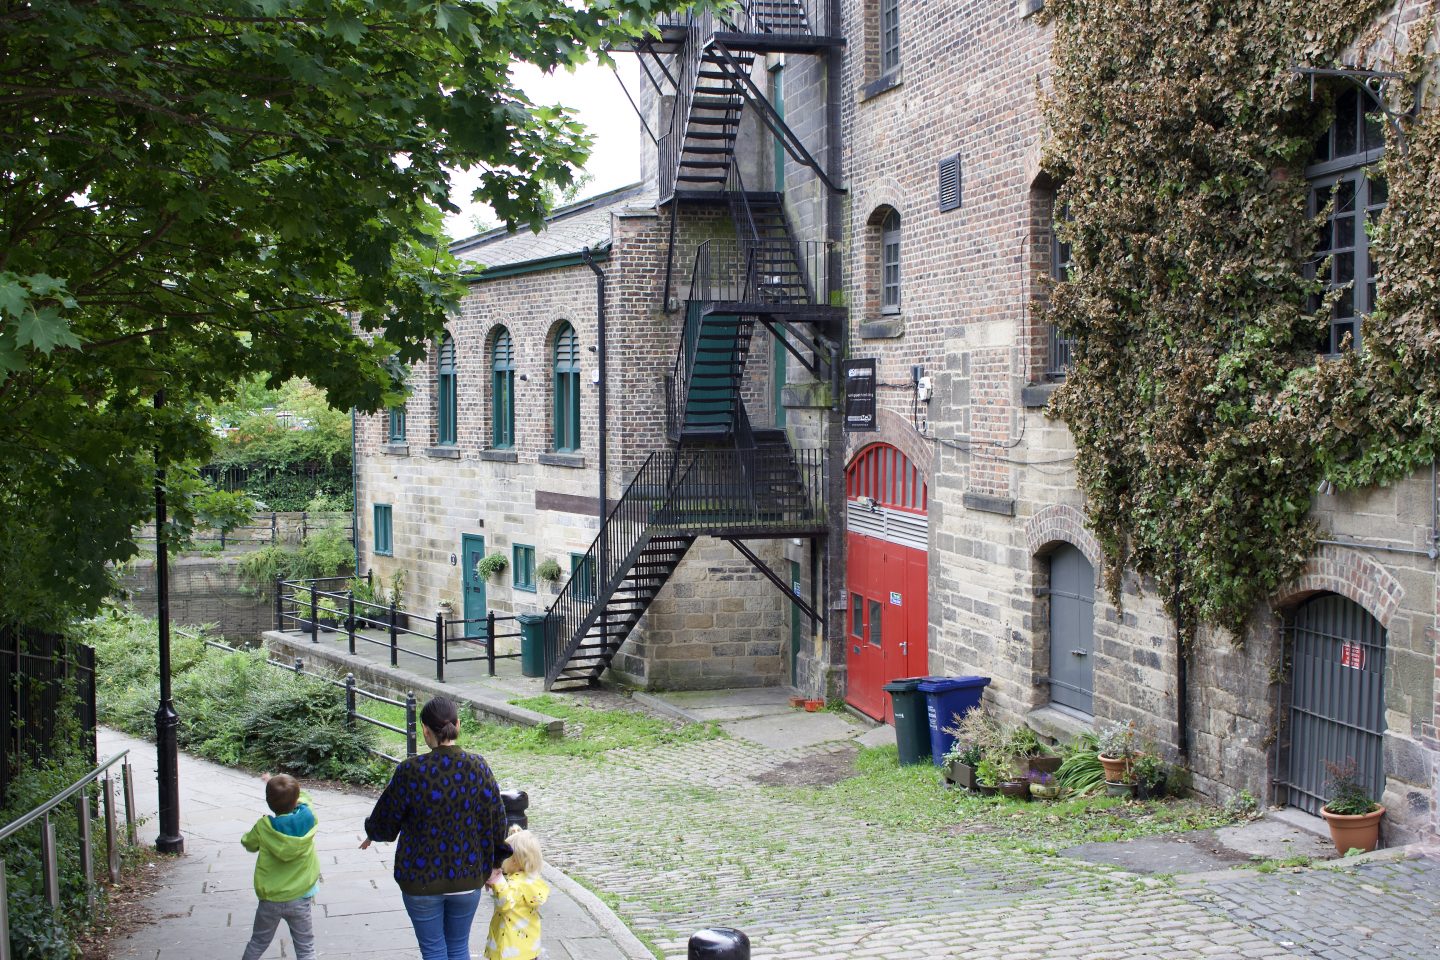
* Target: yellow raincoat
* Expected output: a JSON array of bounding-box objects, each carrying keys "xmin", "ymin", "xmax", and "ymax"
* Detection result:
[{"xmin": 483, "ymin": 871, "xmax": 550, "ymax": 960}]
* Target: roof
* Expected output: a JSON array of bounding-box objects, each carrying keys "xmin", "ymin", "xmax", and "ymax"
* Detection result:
[{"xmin": 450, "ymin": 182, "xmax": 654, "ymax": 275}]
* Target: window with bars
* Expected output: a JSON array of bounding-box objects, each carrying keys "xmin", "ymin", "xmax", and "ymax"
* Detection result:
[
  {"xmin": 880, "ymin": 0, "xmax": 900, "ymax": 76},
  {"xmin": 491, "ymin": 327, "xmax": 515, "ymax": 448},
  {"xmin": 881, "ymin": 210, "xmax": 901, "ymax": 315},
  {"xmin": 553, "ymin": 323, "xmax": 582, "ymax": 452},
  {"xmin": 1307, "ymin": 87, "xmax": 1387, "ymax": 355},
  {"xmin": 374, "ymin": 503, "xmax": 393, "ymax": 556},
  {"xmin": 513, "ymin": 544, "xmax": 535, "ymax": 592},
  {"xmin": 1047, "ymin": 198, "xmax": 1075, "ymax": 378},
  {"xmin": 436, "ymin": 333, "xmax": 458, "ymax": 445}
]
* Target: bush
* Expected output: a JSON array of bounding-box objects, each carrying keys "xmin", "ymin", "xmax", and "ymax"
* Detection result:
[
  {"xmin": 76, "ymin": 608, "xmax": 377, "ymax": 783},
  {"xmin": 236, "ymin": 523, "xmax": 353, "ymax": 598}
]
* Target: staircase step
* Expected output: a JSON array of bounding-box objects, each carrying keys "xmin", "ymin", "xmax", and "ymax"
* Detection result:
[{"xmin": 690, "ymin": 115, "xmax": 740, "ymax": 126}]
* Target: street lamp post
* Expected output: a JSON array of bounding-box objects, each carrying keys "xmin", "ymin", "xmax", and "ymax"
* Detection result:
[{"xmin": 152, "ymin": 388, "xmax": 184, "ymax": 854}]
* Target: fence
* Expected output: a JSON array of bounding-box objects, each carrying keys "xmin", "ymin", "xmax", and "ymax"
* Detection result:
[
  {"xmin": 134, "ymin": 510, "xmax": 353, "ymax": 549},
  {"xmin": 0, "ymin": 750, "xmax": 137, "ymax": 960},
  {"xmin": 192, "ymin": 631, "xmax": 418, "ymax": 763},
  {"xmin": 1, "ymin": 626, "xmax": 97, "ymax": 806},
  {"xmin": 274, "ymin": 577, "xmax": 522, "ymax": 682}
]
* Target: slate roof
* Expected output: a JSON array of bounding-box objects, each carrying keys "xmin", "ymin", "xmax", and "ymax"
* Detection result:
[{"xmin": 450, "ymin": 182, "xmax": 653, "ymax": 273}]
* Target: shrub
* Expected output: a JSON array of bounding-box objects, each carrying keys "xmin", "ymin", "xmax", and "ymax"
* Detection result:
[{"xmin": 236, "ymin": 522, "xmax": 353, "ymax": 598}]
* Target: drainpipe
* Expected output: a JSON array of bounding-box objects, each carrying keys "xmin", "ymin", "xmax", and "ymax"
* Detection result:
[
  {"xmin": 582, "ymin": 247, "xmax": 608, "ymax": 582},
  {"xmin": 1173, "ymin": 545, "xmax": 1190, "ymax": 762},
  {"xmin": 351, "ymin": 407, "xmax": 359, "ymax": 575}
]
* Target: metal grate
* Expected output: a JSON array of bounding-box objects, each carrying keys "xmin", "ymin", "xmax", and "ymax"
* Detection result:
[
  {"xmin": 1284, "ymin": 593, "xmax": 1387, "ymax": 816},
  {"xmin": 938, "ymin": 154, "xmax": 961, "ymax": 212}
]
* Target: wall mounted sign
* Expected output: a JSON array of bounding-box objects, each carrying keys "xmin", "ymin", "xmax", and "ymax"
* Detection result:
[
  {"xmin": 843, "ymin": 358, "xmax": 877, "ymax": 432},
  {"xmin": 890, "ymin": 591, "xmax": 902, "ymax": 606}
]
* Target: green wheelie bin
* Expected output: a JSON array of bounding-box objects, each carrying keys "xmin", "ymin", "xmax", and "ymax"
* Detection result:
[{"xmin": 884, "ymin": 677, "xmax": 933, "ymax": 765}]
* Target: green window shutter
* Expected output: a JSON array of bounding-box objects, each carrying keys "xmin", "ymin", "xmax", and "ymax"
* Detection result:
[
  {"xmin": 437, "ymin": 334, "xmax": 457, "ymax": 445},
  {"xmin": 491, "ymin": 328, "xmax": 515, "ymax": 448},
  {"xmin": 513, "ymin": 544, "xmax": 535, "ymax": 592},
  {"xmin": 553, "ymin": 323, "xmax": 581, "ymax": 452}
]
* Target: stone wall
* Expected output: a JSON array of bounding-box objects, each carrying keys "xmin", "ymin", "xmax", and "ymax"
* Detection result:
[{"xmin": 120, "ymin": 556, "xmax": 275, "ymax": 641}]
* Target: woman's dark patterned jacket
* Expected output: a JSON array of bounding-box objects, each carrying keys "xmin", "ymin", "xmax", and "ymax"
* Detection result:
[{"xmin": 364, "ymin": 745, "xmax": 513, "ymax": 895}]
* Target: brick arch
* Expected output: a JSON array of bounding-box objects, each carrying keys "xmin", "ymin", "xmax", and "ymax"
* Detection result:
[
  {"xmin": 1025, "ymin": 503, "xmax": 1101, "ymax": 570},
  {"xmin": 854, "ymin": 178, "xmax": 904, "ymax": 228},
  {"xmin": 845, "ymin": 407, "xmax": 932, "ymax": 491},
  {"xmin": 1273, "ymin": 544, "xmax": 1404, "ymax": 628}
]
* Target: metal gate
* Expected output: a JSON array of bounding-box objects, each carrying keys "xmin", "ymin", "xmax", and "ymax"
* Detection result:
[
  {"xmin": 1048, "ymin": 544, "xmax": 1094, "ymax": 717},
  {"xmin": 1285, "ymin": 593, "xmax": 1387, "ymax": 816}
]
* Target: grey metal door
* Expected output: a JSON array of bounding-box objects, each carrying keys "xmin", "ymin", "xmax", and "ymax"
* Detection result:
[
  {"xmin": 1285, "ymin": 593, "xmax": 1387, "ymax": 816},
  {"xmin": 1048, "ymin": 545, "xmax": 1094, "ymax": 716}
]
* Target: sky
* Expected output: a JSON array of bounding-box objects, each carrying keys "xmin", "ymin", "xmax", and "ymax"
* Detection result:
[{"xmin": 444, "ymin": 59, "xmax": 646, "ymax": 240}]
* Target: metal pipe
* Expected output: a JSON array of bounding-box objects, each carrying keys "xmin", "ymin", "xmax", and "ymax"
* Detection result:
[
  {"xmin": 76, "ymin": 793, "xmax": 94, "ymax": 909},
  {"xmin": 1315, "ymin": 538, "xmax": 1438, "ymax": 558},
  {"xmin": 351, "ymin": 407, "xmax": 360, "ymax": 575},
  {"xmin": 0, "ymin": 856, "xmax": 9, "ymax": 960},
  {"xmin": 104, "ymin": 775, "xmax": 120, "ymax": 883},
  {"xmin": 40, "ymin": 815, "xmax": 59, "ymax": 909},
  {"xmin": 152, "ymin": 388, "xmax": 183, "ymax": 855},
  {"xmin": 1173, "ymin": 547, "xmax": 1190, "ymax": 762},
  {"xmin": 582, "ymin": 247, "xmax": 609, "ymax": 591}
]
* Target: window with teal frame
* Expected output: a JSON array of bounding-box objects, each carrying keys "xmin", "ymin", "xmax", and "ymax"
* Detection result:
[
  {"xmin": 374, "ymin": 503, "xmax": 393, "ymax": 556},
  {"xmin": 553, "ymin": 323, "xmax": 581, "ymax": 452},
  {"xmin": 388, "ymin": 404, "xmax": 406, "ymax": 442},
  {"xmin": 570, "ymin": 552, "xmax": 595, "ymax": 600},
  {"xmin": 437, "ymin": 333, "xmax": 457, "ymax": 445},
  {"xmin": 491, "ymin": 327, "xmax": 515, "ymax": 448},
  {"xmin": 513, "ymin": 544, "xmax": 535, "ymax": 592}
]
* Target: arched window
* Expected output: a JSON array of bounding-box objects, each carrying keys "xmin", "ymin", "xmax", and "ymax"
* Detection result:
[
  {"xmin": 1307, "ymin": 87, "xmax": 1387, "ymax": 354},
  {"xmin": 881, "ymin": 210, "xmax": 901, "ymax": 314},
  {"xmin": 491, "ymin": 327, "xmax": 515, "ymax": 449},
  {"xmin": 552, "ymin": 323, "xmax": 581, "ymax": 452},
  {"xmin": 436, "ymin": 333, "xmax": 457, "ymax": 445}
]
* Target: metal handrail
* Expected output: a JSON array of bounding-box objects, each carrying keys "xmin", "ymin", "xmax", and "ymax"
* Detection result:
[{"xmin": 0, "ymin": 752, "xmax": 128, "ymax": 843}]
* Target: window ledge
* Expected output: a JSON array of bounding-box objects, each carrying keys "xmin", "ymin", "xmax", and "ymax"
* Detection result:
[
  {"xmin": 479, "ymin": 449, "xmax": 518, "ymax": 463},
  {"xmin": 1017, "ymin": 0, "xmax": 1044, "ymax": 19},
  {"xmin": 859, "ymin": 317, "xmax": 904, "ymax": 339},
  {"xmin": 424, "ymin": 446, "xmax": 461, "ymax": 460},
  {"xmin": 860, "ymin": 72, "xmax": 902, "ymax": 102},
  {"xmin": 539, "ymin": 452, "xmax": 585, "ymax": 469},
  {"xmin": 1022, "ymin": 382, "xmax": 1062, "ymax": 408},
  {"xmin": 380, "ymin": 443, "xmax": 410, "ymax": 456}
]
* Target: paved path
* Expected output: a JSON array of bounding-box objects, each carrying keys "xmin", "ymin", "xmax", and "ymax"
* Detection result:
[{"xmin": 100, "ymin": 728, "xmax": 648, "ymax": 960}]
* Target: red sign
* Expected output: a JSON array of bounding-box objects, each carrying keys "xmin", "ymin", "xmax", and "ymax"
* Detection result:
[{"xmin": 1340, "ymin": 642, "xmax": 1367, "ymax": 670}]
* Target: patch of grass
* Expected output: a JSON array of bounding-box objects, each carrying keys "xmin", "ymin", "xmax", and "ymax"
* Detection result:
[
  {"xmin": 364, "ymin": 694, "xmax": 725, "ymax": 761},
  {"xmin": 777, "ymin": 745, "xmax": 1242, "ymax": 855},
  {"xmin": 1250, "ymin": 855, "xmax": 1316, "ymax": 873}
]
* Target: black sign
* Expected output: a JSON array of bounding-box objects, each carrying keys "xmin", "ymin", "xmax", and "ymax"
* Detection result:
[{"xmin": 843, "ymin": 358, "xmax": 877, "ymax": 432}]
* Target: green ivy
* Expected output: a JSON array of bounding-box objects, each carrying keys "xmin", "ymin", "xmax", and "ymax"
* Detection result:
[{"xmin": 1039, "ymin": 0, "xmax": 1428, "ymax": 641}]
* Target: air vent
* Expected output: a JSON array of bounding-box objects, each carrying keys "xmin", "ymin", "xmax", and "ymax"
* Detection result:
[{"xmin": 938, "ymin": 153, "xmax": 962, "ymax": 212}]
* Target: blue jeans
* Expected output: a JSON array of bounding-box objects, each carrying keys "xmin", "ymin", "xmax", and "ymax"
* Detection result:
[{"xmin": 401, "ymin": 889, "xmax": 484, "ymax": 960}]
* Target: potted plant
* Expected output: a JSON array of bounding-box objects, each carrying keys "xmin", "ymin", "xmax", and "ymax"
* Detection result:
[
  {"xmin": 1029, "ymin": 771, "xmax": 1061, "ymax": 800},
  {"xmin": 1097, "ymin": 720, "xmax": 1139, "ymax": 785},
  {"xmin": 436, "ymin": 597, "xmax": 456, "ymax": 620},
  {"xmin": 942, "ymin": 742, "xmax": 983, "ymax": 790},
  {"xmin": 378, "ymin": 569, "xmax": 409, "ymax": 630},
  {"xmin": 536, "ymin": 557, "xmax": 563, "ymax": 588},
  {"xmin": 973, "ymin": 757, "xmax": 1002, "ymax": 796},
  {"xmin": 1133, "ymin": 753, "xmax": 1168, "ymax": 801},
  {"xmin": 1010, "ymin": 726, "xmax": 1060, "ymax": 778},
  {"xmin": 475, "ymin": 551, "xmax": 509, "ymax": 580},
  {"xmin": 1320, "ymin": 759, "xmax": 1385, "ymax": 854}
]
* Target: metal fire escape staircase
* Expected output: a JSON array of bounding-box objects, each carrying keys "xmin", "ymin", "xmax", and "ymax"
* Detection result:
[{"xmin": 543, "ymin": 3, "xmax": 842, "ymax": 690}]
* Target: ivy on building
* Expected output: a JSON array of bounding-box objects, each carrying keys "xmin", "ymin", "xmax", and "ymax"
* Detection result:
[{"xmin": 1041, "ymin": 0, "xmax": 1436, "ymax": 641}]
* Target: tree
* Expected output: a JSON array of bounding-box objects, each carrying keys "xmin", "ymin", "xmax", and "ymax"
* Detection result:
[{"xmin": 0, "ymin": 0, "xmax": 699, "ymax": 627}]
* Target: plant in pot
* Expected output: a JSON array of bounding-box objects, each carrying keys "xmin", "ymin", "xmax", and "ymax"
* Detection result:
[
  {"xmin": 378, "ymin": 569, "xmax": 409, "ymax": 630},
  {"xmin": 973, "ymin": 756, "xmax": 1003, "ymax": 796},
  {"xmin": 1009, "ymin": 726, "xmax": 1060, "ymax": 778},
  {"xmin": 1320, "ymin": 758, "xmax": 1384, "ymax": 855},
  {"xmin": 1029, "ymin": 770, "xmax": 1061, "ymax": 800},
  {"xmin": 996, "ymin": 755, "xmax": 1030, "ymax": 800},
  {"xmin": 1132, "ymin": 753, "xmax": 1168, "ymax": 801},
  {"xmin": 536, "ymin": 557, "xmax": 563, "ymax": 587},
  {"xmin": 1097, "ymin": 720, "xmax": 1139, "ymax": 786},
  {"xmin": 942, "ymin": 742, "xmax": 983, "ymax": 790},
  {"xmin": 1056, "ymin": 732, "xmax": 1105, "ymax": 796},
  {"xmin": 475, "ymin": 551, "xmax": 509, "ymax": 580}
]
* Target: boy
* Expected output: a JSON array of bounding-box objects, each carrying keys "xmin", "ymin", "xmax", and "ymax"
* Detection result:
[{"xmin": 240, "ymin": 773, "xmax": 320, "ymax": 960}]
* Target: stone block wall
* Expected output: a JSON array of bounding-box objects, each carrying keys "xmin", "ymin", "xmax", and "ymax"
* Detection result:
[{"xmin": 120, "ymin": 556, "xmax": 275, "ymax": 642}]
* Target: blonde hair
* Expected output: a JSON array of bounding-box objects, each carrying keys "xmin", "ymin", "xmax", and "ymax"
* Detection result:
[{"xmin": 502, "ymin": 824, "xmax": 543, "ymax": 876}]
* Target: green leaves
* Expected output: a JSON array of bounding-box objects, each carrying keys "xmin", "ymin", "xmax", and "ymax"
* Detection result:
[{"xmin": 0, "ymin": 272, "xmax": 83, "ymax": 370}]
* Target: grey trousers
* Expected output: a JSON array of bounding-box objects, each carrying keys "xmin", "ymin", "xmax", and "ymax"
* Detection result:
[{"xmin": 241, "ymin": 896, "xmax": 316, "ymax": 960}]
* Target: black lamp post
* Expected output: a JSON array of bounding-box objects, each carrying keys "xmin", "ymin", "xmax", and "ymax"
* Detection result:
[{"xmin": 152, "ymin": 387, "xmax": 184, "ymax": 854}]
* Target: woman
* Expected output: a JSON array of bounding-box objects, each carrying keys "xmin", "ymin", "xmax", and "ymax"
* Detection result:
[{"xmin": 361, "ymin": 696, "xmax": 511, "ymax": 960}]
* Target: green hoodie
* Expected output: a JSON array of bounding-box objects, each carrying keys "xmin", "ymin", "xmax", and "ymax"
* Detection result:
[{"xmin": 240, "ymin": 793, "xmax": 321, "ymax": 902}]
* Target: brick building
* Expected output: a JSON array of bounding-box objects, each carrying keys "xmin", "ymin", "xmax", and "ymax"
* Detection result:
[{"xmin": 355, "ymin": 1, "xmax": 1440, "ymax": 838}]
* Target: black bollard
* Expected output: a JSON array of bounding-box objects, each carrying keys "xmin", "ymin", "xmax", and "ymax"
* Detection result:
[
  {"xmin": 688, "ymin": 928, "xmax": 750, "ymax": 960},
  {"xmin": 501, "ymin": 789, "xmax": 529, "ymax": 831}
]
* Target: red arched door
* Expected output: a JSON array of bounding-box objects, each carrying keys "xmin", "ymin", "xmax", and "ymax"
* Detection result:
[{"xmin": 845, "ymin": 443, "xmax": 930, "ymax": 722}]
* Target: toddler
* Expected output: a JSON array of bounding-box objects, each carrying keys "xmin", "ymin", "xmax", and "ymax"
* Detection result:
[
  {"xmin": 240, "ymin": 773, "xmax": 320, "ymax": 960},
  {"xmin": 484, "ymin": 825, "xmax": 550, "ymax": 960}
]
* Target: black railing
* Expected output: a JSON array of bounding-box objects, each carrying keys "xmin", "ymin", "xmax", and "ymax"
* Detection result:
[
  {"xmin": 685, "ymin": 232, "xmax": 836, "ymax": 308},
  {"xmin": 543, "ymin": 446, "xmax": 826, "ymax": 682},
  {"xmin": 1, "ymin": 628, "xmax": 96, "ymax": 805},
  {"xmin": 728, "ymin": 0, "xmax": 828, "ymax": 37},
  {"xmin": 445, "ymin": 612, "xmax": 523, "ymax": 677}
]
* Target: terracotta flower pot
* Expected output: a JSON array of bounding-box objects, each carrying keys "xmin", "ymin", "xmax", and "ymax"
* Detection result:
[
  {"xmin": 1098, "ymin": 753, "xmax": 1133, "ymax": 784},
  {"xmin": 804, "ymin": 699, "xmax": 824, "ymax": 712},
  {"xmin": 788, "ymin": 695, "xmax": 806, "ymax": 708},
  {"xmin": 1321, "ymin": 804, "xmax": 1385, "ymax": 855}
]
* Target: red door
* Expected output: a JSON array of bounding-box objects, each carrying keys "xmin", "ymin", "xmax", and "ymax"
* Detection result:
[{"xmin": 845, "ymin": 444, "xmax": 929, "ymax": 723}]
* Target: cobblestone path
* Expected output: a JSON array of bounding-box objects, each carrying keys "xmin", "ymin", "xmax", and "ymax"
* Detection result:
[{"xmin": 484, "ymin": 732, "xmax": 1440, "ymax": 960}]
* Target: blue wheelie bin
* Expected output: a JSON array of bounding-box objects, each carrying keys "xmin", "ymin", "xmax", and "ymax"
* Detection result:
[{"xmin": 917, "ymin": 676, "xmax": 991, "ymax": 766}]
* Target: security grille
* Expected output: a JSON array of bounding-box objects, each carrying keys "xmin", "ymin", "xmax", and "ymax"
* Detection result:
[
  {"xmin": 846, "ymin": 501, "xmax": 928, "ymax": 552},
  {"xmin": 938, "ymin": 154, "xmax": 961, "ymax": 212},
  {"xmin": 1284, "ymin": 593, "xmax": 1387, "ymax": 816}
]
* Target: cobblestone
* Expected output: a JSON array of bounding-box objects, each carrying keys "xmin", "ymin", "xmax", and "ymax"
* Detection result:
[{"xmin": 478, "ymin": 719, "xmax": 1440, "ymax": 960}]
